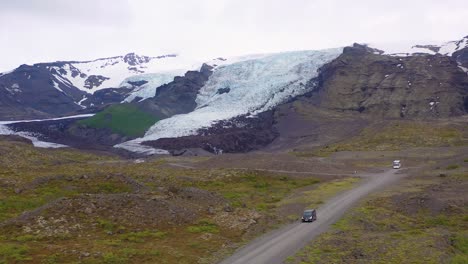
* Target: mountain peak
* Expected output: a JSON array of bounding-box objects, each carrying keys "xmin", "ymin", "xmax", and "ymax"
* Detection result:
[{"xmin": 123, "ymin": 52, "xmax": 152, "ymax": 66}]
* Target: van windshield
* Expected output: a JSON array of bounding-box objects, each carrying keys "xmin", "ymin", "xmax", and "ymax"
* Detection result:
[{"xmin": 303, "ymin": 211, "xmax": 313, "ymax": 216}]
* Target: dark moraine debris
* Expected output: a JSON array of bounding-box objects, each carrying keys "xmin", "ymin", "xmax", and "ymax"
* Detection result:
[{"xmin": 143, "ymin": 110, "xmax": 278, "ymax": 154}]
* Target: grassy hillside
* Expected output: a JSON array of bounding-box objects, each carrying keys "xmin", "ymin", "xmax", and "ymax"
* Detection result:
[
  {"xmin": 78, "ymin": 104, "xmax": 159, "ymax": 137},
  {"xmin": 293, "ymin": 120, "xmax": 468, "ymax": 157}
]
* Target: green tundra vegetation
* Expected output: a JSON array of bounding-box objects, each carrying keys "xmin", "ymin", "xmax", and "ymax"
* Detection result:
[
  {"xmin": 293, "ymin": 121, "xmax": 468, "ymax": 157},
  {"xmin": 0, "ymin": 139, "xmax": 354, "ymax": 264},
  {"xmin": 78, "ymin": 104, "xmax": 159, "ymax": 137}
]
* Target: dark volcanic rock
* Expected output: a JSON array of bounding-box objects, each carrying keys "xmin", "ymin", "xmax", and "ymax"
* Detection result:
[
  {"xmin": 311, "ymin": 43, "xmax": 468, "ymax": 118},
  {"xmin": 217, "ymin": 87, "xmax": 231, "ymax": 94},
  {"xmin": 453, "ymin": 46, "xmax": 468, "ymax": 68},
  {"xmin": 138, "ymin": 64, "xmax": 213, "ymax": 118},
  {"xmin": 84, "ymin": 75, "xmax": 110, "ymax": 89},
  {"xmin": 123, "ymin": 52, "xmax": 151, "ymax": 66},
  {"xmin": 127, "ymin": 80, "xmax": 148, "ymax": 87},
  {"xmin": 143, "ymin": 111, "xmax": 278, "ymax": 154},
  {"xmin": 81, "ymin": 87, "xmax": 133, "ymax": 108}
]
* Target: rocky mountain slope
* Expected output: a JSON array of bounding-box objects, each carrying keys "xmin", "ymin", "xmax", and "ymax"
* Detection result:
[{"xmin": 312, "ymin": 43, "xmax": 468, "ymax": 118}]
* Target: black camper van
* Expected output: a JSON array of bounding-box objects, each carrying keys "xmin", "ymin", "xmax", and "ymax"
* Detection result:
[{"xmin": 301, "ymin": 209, "xmax": 317, "ymax": 222}]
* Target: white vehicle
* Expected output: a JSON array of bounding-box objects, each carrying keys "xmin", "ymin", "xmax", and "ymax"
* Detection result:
[{"xmin": 393, "ymin": 160, "xmax": 401, "ymax": 169}]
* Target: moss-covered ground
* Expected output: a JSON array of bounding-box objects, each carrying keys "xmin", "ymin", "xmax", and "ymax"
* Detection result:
[{"xmin": 78, "ymin": 104, "xmax": 159, "ymax": 137}]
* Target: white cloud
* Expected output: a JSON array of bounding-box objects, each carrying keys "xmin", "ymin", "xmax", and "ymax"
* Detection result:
[{"xmin": 0, "ymin": 0, "xmax": 467, "ymax": 72}]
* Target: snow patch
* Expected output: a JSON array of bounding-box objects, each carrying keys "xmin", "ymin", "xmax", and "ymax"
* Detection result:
[
  {"xmin": 367, "ymin": 36, "xmax": 467, "ymax": 57},
  {"xmin": 0, "ymin": 114, "xmax": 94, "ymax": 125},
  {"xmin": 6, "ymin": 83, "xmax": 21, "ymax": 94},
  {"xmin": 53, "ymin": 80, "xmax": 64, "ymax": 93},
  {"xmin": 458, "ymin": 65, "xmax": 468, "ymax": 74},
  {"xmin": 77, "ymin": 96, "xmax": 88, "ymax": 107}
]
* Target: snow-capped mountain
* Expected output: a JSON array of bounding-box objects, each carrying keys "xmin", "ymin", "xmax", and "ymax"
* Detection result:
[
  {"xmin": 39, "ymin": 52, "xmax": 207, "ymax": 106},
  {"xmin": 0, "ymin": 53, "xmax": 205, "ymax": 119}
]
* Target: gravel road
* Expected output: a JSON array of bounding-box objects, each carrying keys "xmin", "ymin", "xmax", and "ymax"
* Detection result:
[{"xmin": 219, "ymin": 169, "xmax": 404, "ymax": 264}]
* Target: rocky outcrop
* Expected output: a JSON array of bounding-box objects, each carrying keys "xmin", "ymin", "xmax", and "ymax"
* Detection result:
[
  {"xmin": 84, "ymin": 75, "xmax": 110, "ymax": 89},
  {"xmin": 453, "ymin": 47, "xmax": 468, "ymax": 68},
  {"xmin": 81, "ymin": 87, "xmax": 133, "ymax": 108},
  {"xmin": 138, "ymin": 64, "xmax": 214, "ymax": 118},
  {"xmin": 311, "ymin": 44, "xmax": 468, "ymax": 118}
]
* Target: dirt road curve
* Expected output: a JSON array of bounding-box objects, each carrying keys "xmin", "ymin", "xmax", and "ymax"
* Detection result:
[{"xmin": 219, "ymin": 169, "xmax": 404, "ymax": 264}]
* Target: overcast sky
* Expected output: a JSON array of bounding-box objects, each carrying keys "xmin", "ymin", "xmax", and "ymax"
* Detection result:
[{"xmin": 0, "ymin": 0, "xmax": 467, "ymax": 72}]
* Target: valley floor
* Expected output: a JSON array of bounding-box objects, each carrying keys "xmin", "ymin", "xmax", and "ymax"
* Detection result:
[
  {"xmin": 0, "ymin": 137, "xmax": 364, "ymax": 264},
  {"xmin": 0, "ymin": 117, "xmax": 466, "ymax": 264}
]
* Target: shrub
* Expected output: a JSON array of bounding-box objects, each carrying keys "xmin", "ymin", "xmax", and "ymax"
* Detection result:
[{"xmin": 446, "ymin": 164, "xmax": 460, "ymax": 170}]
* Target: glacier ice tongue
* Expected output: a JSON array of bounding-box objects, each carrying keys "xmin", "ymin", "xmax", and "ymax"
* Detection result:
[
  {"xmin": 0, "ymin": 124, "xmax": 66, "ymax": 148},
  {"xmin": 0, "ymin": 114, "xmax": 95, "ymax": 149},
  {"xmin": 116, "ymin": 48, "xmax": 343, "ymax": 154}
]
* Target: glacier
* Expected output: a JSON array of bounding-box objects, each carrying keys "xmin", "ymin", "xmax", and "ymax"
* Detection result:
[{"xmin": 116, "ymin": 48, "xmax": 343, "ymax": 153}]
